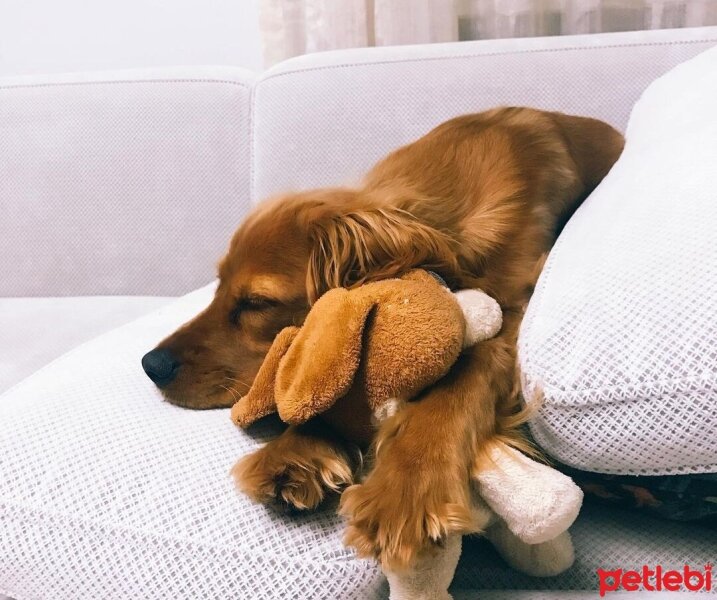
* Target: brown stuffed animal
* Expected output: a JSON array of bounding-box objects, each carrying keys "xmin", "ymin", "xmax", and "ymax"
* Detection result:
[{"xmin": 230, "ymin": 269, "xmax": 502, "ymax": 445}]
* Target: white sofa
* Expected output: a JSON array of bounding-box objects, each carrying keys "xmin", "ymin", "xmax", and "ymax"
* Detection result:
[{"xmin": 1, "ymin": 27, "xmax": 716, "ymax": 600}]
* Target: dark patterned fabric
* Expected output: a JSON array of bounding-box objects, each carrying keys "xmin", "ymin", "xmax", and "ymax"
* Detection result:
[{"xmin": 557, "ymin": 464, "xmax": 717, "ymax": 523}]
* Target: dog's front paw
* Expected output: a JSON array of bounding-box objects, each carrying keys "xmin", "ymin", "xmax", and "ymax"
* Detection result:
[
  {"xmin": 339, "ymin": 461, "xmax": 474, "ymax": 570},
  {"xmin": 232, "ymin": 428, "xmax": 355, "ymax": 512}
]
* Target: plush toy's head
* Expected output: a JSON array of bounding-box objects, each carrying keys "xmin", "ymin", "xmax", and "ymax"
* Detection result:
[{"xmin": 231, "ymin": 269, "xmax": 502, "ymax": 444}]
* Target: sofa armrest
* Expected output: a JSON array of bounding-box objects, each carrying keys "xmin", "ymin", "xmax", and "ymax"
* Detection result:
[
  {"xmin": 0, "ymin": 67, "xmax": 254, "ymax": 296},
  {"xmin": 252, "ymin": 26, "xmax": 717, "ymax": 202}
]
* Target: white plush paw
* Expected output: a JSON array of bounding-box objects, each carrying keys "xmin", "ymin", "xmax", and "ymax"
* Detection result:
[
  {"xmin": 385, "ymin": 534, "xmax": 461, "ymax": 600},
  {"xmin": 485, "ymin": 521, "xmax": 575, "ymax": 577},
  {"xmin": 454, "ymin": 289, "xmax": 503, "ymax": 347}
]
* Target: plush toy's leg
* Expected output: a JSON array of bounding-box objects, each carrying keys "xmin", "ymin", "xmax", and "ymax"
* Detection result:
[
  {"xmin": 385, "ymin": 535, "xmax": 461, "ymax": 600},
  {"xmin": 483, "ymin": 520, "xmax": 575, "ymax": 577},
  {"xmin": 475, "ymin": 443, "xmax": 583, "ymax": 544}
]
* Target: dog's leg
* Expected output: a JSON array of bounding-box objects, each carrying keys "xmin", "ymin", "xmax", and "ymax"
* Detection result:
[
  {"xmin": 232, "ymin": 420, "xmax": 358, "ymax": 511},
  {"xmin": 340, "ymin": 311, "xmax": 522, "ymax": 570}
]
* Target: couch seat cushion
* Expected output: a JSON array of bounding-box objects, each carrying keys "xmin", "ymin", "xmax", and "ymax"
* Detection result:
[
  {"xmin": 518, "ymin": 46, "xmax": 717, "ymax": 475},
  {"xmin": 0, "ymin": 296, "xmax": 173, "ymax": 393},
  {"xmin": 0, "ymin": 284, "xmax": 384, "ymax": 600},
  {"xmin": 2, "ymin": 284, "xmax": 716, "ymax": 599}
]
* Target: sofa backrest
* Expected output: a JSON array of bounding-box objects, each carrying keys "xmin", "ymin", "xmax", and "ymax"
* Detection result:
[
  {"xmin": 0, "ymin": 67, "xmax": 254, "ymax": 296},
  {"xmin": 2, "ymin": 27, "xmax": 716, "ymax": 296},
  {"xmin": 251, "ymin": 26, "xmax": 717, "ymax": 202}
]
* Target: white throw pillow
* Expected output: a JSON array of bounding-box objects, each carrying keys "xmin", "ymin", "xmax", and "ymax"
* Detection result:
[{"xmin": 519, "ymin": 45, "xmax": 717, "ymax": 475}]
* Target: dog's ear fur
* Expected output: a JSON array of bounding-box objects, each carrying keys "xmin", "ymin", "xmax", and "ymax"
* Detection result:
[
  {"xmin": 305, "ymin": 205, "xmax": 460, "ymax": 302},
  {"xmin": 548, "ymin": 112, "xmax": 625, "ymax": 192}
]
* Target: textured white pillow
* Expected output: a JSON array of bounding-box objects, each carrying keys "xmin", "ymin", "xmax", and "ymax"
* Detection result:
[{"xmin": 519, "ymin": 45, "xmax": 717, "ymax": 476}]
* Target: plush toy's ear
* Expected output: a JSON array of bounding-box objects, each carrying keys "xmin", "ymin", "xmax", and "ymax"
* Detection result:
[
  {"xmin": 473, "ymin": 442, "xmax": 583, "ymax": 545},
  {"xmin": 275, "ymin": 288, "xmax": 375, "ymax": 424},
  {"xmin": 230, "ymin": 326, "xmax": 299, "ymax": 427}
]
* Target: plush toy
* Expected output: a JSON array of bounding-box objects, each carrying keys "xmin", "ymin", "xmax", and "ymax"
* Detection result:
[
  {"xmin": 230, "ymin": 269, "xmax": 503, "ymax": 444},
  {"xmin": 230, "ymin": 268, "xmax": 582, "ymax": 598}
]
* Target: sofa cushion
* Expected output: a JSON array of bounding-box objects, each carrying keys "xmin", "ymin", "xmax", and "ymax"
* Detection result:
[
  {"xmin": 2, "ymin": 284, "xmax": 716, "ymax": 599},
  {"xmin": 0, "ymin": 295, "xmax": 172, "ymax": 393},
  {"xmin": 0, "ymin": 284, "xmax": 384, "ymax": 600},
  {"xmin": 519, "ymin": 45, "xmax": 717, "ymax": 475}
]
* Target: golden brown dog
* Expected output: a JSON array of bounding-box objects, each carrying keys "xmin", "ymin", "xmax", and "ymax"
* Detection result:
[{"xmin": 142, "ymin": 107, "xmax": 623, "ymax": 570}]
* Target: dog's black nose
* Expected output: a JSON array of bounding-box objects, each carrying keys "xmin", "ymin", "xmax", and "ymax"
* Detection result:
[{"xmin": 141, "ymin": 348, "xmax": 180, "ymax": 387}]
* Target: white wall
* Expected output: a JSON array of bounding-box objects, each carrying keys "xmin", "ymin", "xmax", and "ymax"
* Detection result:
[{"xmin": 0, "ymin": 0, "xmax": 264, "ymax": 76}]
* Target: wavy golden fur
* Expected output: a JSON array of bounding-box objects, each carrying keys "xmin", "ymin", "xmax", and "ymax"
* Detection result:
[{"xmin": 149, "ymin": 107, "xmax": 623, "ymax": 570}]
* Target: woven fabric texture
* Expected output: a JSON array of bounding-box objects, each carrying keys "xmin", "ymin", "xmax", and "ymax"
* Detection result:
[
  {"xmin": 2, "ymin": 286, "xmax": 714, "ymax": 600},
  {"xmin": 0, "ymin": 285, "xmax": 384, "ymax": 600},
  {"xmin": 0, "ymin": 67, "xmax": 254, "ymax": 297},
  {"xmin": 252, "ymin": 27, "xmax": 717, "ymax": 202},
  {"xmin": 519, "ymin": 44, "xmax": 717, "ymax": 475}
]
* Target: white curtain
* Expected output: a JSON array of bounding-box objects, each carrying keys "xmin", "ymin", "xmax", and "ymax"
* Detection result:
[{"xmin": 260, "ymin": 0, "xmax": 717, "ymax": 66}]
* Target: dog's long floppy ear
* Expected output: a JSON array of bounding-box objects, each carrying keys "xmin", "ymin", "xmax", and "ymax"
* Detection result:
[
  {"xmin": 548, "ymin": 111, "xmax": 624, "ymax": 193},
  {"xmin": 306, "ymin": 204, "xmax": 460, "ymax": 302},
  {"xmin": 274, "ymin": 288, "xmax": 375, "ymax": 424},
  {"xmin": 230, "ymin": 326, "xmax": 299, "ymax": 427}
]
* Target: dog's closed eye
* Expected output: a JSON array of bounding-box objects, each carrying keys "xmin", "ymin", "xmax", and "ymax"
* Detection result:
[{"xmin": 230, "ymin": 296, "xmax": 278, "ymax": 324}]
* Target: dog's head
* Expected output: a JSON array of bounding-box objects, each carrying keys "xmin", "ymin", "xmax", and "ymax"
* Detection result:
[{"xmin": 142, "ymin": 189, "xmax": 460, "ymax": 409}]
